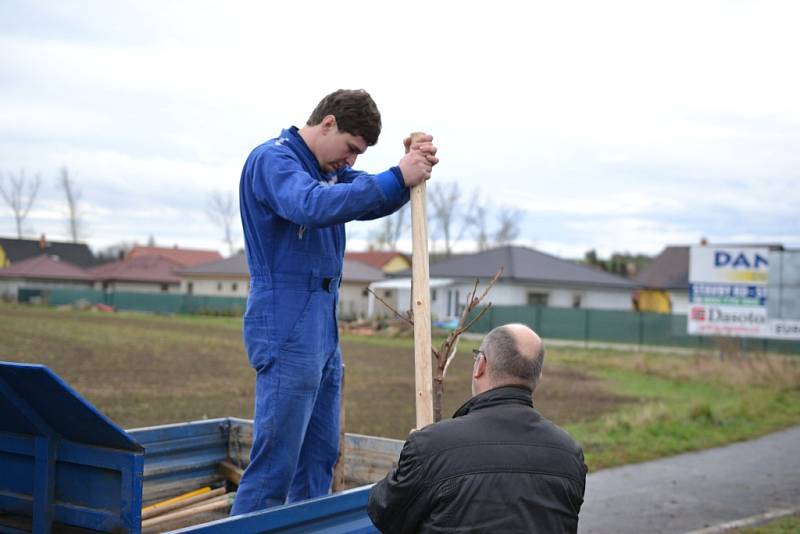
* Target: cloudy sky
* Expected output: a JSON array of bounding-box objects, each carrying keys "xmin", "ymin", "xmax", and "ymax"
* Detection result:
[{"xmin": 1, "ymin": 1, "xmax": 798, "ymax": 259}]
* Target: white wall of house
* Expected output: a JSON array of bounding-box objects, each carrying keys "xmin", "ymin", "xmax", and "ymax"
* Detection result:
[
  {"xmin": 180, "ymin": 277, "xmax": 249, "ymax": 297},
  {"xmin": 94, "ymin": 281, "xmax": 182, "ymax": 294},
  {"xmin": 669, "ymin": 291, "xmax": 690, "ymax": 314},
  {"xmin": 581, "ymin": 289, "xmax": 635, "ymax": 310},
  {"xmin": 368, "ymin": 287, "xmax": 398, "ymax": 319},
  {"xmin": 338, "ymin": 282, "xmax": 373, "ymax": 320},
  {"xmin": 391, "ymin": 280, "xmax": 634, "ymax": 319}
]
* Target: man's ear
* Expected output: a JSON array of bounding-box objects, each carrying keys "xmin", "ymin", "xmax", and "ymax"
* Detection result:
[
  {"xmin": 473, "ymin": 355, "xmax": 487, "ymax": 380},
  {"xmin": 321, "ymin": 115, "xmax": 337, "ymax": 133}
]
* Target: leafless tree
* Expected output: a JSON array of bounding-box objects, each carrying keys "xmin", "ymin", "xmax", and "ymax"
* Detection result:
[
  {"xmin": 370, "ymin": 266, "xmax": 504, "ymax": 422},
  {"xmin": 368, "ymin": 203, "xmax": 408, "ymax": 251},
  {"xmin": 464, "ymin": 189, "xmax": 491, "ymax": 252},
  {"xmin": 429, "ymin": 181, "xmax": 466, "ymax": 256},
  {"xmin": 493, "ymin": 206, "xmax": 523, "ymax": 247},
  {"xmin": 0, "ymin": 169, "xmax": 41, "ymax": 238},
  {"xmin": 57, "ymin": 167, "xmax": 83, "ymax": 242},
  {"xmin": 207, "ymin": 190, "xmax": 237, "ymax": 255}
]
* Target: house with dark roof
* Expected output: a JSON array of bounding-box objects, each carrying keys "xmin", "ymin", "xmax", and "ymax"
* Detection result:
[
  {"xmin": 127, "ymin": 245, "xmax": 222, "ymax": 268},
  {"xmin": 369, "ymin": 245, "xmax": 638, "ymax": 319},
  {"xmin": 0, "ymin": 236, "xmax": 96, "ymax": 268},
  {"xmin": 89, "ymin": 255, "xmax": 184, "ymax": 293},
  {"xmin": 344, "ymin": 251, "xmax": 410, "ymax": 273},
  {"xmin": 176, "ymin": 253, "xmax": 385, "ymax": 319},
  {"xmin": 0, "ymin": 254, "xmax": 94, "ymax": 299},
  {"xmin": 175, "ymin": 253, "xmax": 250, "ymax": 297}
]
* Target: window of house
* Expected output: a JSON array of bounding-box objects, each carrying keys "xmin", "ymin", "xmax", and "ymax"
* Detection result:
[
  {"xmin": 232, "ymin": 282, "xmax": 238, "ymax": 292},
  {"xmin": 362, "ymin": 288, "xmax": 369, "ymax": 297},
  {"xmin": 572, "ymin": 294, "xmax": 582, "ymax": 308},
  {"xmin": 217, "ymin": 282, "xmax": 223, "ymax": 292},
  {"xmin": 187, "ymin": 282, "xmax": 194, "ymax": 295},
  {"xmin": 527, "ymin": 292, "xmax": 548, "ymax": 306},
  {"xmin": 432, "ymin": 289, "xmax": 437, "ymax": 301},
  {"xmin": 161, "ymin": 284, "xmax": 169, "ymax": 293}
]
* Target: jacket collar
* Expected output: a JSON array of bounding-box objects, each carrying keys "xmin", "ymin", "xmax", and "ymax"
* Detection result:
[
  {"xmin": 283, "ymin": 126, "xmax": 327, "ymax": 180},
  {"xmin": 453, "ymin": 385, "xmax": 533, "ymax": 418}
]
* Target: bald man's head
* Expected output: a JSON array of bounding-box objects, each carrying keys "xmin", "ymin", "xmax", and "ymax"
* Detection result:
[{"xmin": 480, "ymin": 323, "xmax": 545, "ymax": 391}]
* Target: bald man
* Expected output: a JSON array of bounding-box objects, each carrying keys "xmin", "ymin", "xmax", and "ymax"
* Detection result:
[{"xmin": 368, "ymin": 324, "xmax": 587, "ymax": 533}]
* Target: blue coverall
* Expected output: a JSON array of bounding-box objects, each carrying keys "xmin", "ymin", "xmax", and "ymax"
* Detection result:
[{"xmin": 231, "ymin": 127, "xmax": 409, "ymax": 514}]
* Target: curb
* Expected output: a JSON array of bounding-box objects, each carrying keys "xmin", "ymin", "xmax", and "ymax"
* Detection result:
[{"xmin": 683, "ymin": 506, "xmax": 800, "ymax": 533}]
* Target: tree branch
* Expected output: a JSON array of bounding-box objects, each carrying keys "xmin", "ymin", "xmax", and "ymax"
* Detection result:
[{"xmin": 367, "ymin": 287, "xmax": 413, "ymax": 326}]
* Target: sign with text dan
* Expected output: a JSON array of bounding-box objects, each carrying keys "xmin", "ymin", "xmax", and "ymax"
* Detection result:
[{"xmin": 688, "ymin": 246, "xmax": 800, "ymax": 340}]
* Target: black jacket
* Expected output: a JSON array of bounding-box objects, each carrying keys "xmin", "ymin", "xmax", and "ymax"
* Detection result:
[{"xmin": 368, "ymin": 386, "xmax": 587, "ymax": 533}]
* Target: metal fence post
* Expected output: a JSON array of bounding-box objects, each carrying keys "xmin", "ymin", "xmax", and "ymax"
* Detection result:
[
  {"xmin": 637, "ymin": 312, "xmax": 644, "ymax": 351},
  {"xmin": 584, "ymin": 309, "xmax": 591, "ymax": 348}
]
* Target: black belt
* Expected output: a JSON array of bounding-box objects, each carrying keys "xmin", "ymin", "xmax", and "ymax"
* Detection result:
[{"xmin": 248, "ymin": 271, "xmax": 341, "ymax": 292}]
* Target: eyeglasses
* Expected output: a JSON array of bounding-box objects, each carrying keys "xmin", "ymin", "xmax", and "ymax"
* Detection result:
[{"xmin": 472, "ymin": 349, "xmax": 485, "ymax": 361}]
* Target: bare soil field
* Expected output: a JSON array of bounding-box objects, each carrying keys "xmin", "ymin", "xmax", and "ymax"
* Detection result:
[{"xmin": 0, "ymin": 304, "xmax": 628, "ymax": 439}]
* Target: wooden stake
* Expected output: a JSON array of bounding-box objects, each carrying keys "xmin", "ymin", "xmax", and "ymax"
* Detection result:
[
  {"xmin": 141, "ymin": 486, "xmax": 211, "ymax": 517},
  {"xmin": 408, "ymin": 132, "xmax": 434, "ymax": 429},
  {"xmin": 331, "ymin": 364, "xmax": 347, "ymax": 492},
  {"xmin": 141, "ymin": 487, "xmax": 226, "ymax": 520},
  {"xmin": 141, "ymin": 493, "xmax": 235, "ymax": 529}
]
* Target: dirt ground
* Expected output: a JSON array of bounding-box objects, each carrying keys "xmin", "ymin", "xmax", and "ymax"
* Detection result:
[{"xmin": 0, "ymin": 305, "xmax": 629, "ymax": 439}]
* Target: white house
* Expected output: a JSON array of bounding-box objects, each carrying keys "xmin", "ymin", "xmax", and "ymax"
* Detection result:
[
  {"xmin": 369, "ymin": 245, "xmax": 638, "ymax": 320},
  {"xmin": 0, "ymin": 254, "xmax": 94, "ymax": 300},
  {"xmin": 339, "ymin": 259, "xmax": 385, "ymax": 320},
  {"xmin": 176, "ymin": 253, "xmax": 250, "ymax": 297},
  {"xmin": 89, "ymin": 255, "xmax": 183, "ymax": 294},
  {"xmin": 175, "ymin": 253, "xmax": 385, "ymax": 319}
]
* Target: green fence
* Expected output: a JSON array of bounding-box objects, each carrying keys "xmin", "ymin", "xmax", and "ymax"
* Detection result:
[
  {"xmin": 18, "ymin": 288, "xmax": 246, "ymax": 316},
  {"xmin": 469, "ymin": 305, "xmax": 800, "ymax": 355},
  {"xmin": 16, "ymin": 287, "xmax": 799, "ymax": 354}
]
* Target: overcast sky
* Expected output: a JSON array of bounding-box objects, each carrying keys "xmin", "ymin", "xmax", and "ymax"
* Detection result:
[{"xmin": 1, "ymin": 1, "xmax": 798, "ymax": 259}]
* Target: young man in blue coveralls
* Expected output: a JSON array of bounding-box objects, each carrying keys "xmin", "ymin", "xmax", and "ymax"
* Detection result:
[{"xmin": 232, "ymin": 89, "xmax": 438, "ymax": 515}]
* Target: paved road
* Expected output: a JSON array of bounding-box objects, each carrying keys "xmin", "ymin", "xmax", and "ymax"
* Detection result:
[{"xmin": 579, "ymin": 426, "xmax": 800, "ymax": 533}]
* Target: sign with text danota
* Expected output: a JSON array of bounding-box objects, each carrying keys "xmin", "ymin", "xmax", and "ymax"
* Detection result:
[{"xmin": 688, "ymin": 246, "xmax": 800, "ymax": 340}]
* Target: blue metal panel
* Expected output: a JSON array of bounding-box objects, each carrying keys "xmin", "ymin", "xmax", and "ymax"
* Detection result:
[
  {"xmin": 129, "ymin": 419, "xmax": 230, "ymax": 505},
  {"xmin": 0, "ymin": 362, "xmax": 142, "ymax": 452},
  {"xmin": 32, "ymin": 437, "xmax": 55, "ymax": 534},
  {"xmin": 1, "ymin": 364, "xmax": 385, "ymax": 533},
  {"xmin": 129, "ymin": 418, "xmax": 231, "ymax": 445},
  {"xmin": 0, "ymin": 361, "xmax": 144, "ymax": 533},
  {"xmin": 171, "ymin": 486, "xmax": 378, "ymax": 534}
]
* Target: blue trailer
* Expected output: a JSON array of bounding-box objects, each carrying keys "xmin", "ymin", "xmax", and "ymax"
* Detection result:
[{"xmin": 0, "ymin": 362, "xmax": 403, "ymax": 533}]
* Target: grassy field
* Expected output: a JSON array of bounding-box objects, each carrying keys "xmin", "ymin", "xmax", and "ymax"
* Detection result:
[
  {"xmin": 737, "ymin": 514, "xmax": 800, "ymax": 533},
  {"xmin": 1, "ymin": 303, "xmax": 798, "ymax": 471}
]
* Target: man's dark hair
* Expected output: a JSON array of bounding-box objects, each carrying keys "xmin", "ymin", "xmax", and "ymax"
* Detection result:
[
  {"xmin": 484, "ymin": 326, "xmax": 545, "ymax": 390},
  {"xmin": 307, "ymin": 89, "xmax": 382, "ymax": 146}
]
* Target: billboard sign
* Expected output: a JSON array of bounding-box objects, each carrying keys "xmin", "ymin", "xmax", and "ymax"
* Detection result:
[{"xmin": 688, "ymin": 246, "xmax": 800, "ymax": 339}]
